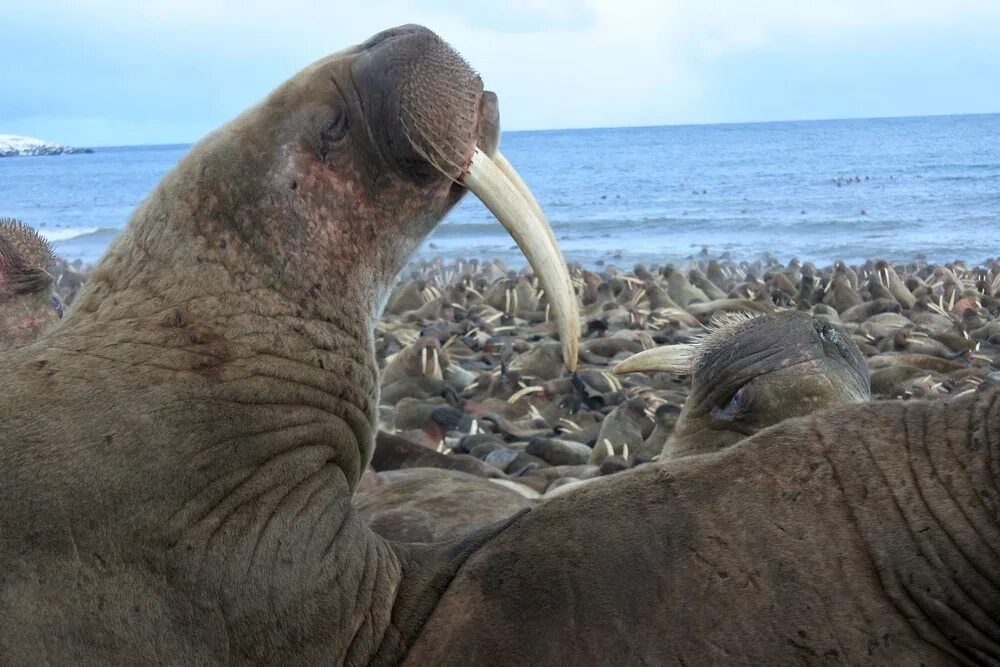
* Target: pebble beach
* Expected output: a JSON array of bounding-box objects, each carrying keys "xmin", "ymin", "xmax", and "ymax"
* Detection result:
[{"xmin": 49, "ymin": 250, "xmax": 1000, "ymax": 541}]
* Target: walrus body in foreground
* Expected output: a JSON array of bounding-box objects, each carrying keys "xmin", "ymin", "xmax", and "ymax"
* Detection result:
[
  {"xmin": 1, "ymin": 25, "xmax": 997, "ymax": 666},
  {"xmin": 409, "ymin": 395, "xmax": 1000, "ymax": 664}
]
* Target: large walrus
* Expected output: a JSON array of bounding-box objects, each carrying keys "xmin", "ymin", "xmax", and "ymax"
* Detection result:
[{"xmin": 1, "ymin": 25, "xmax": 997, "ymax": 665}]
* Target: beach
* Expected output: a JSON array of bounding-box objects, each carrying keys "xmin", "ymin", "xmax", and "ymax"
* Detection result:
[{"xmin": 46, "ymin": 249, "xmax": 1000, "ymax": 524}]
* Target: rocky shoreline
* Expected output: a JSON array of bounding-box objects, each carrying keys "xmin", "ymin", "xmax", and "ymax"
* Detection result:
[
  {"xmin": 0, "ymin": 134, "xmax": 93, "ymax": 157},
  {"xmin": 48, "ymin": 252, "xmax": 1000, "ymax": 539}
]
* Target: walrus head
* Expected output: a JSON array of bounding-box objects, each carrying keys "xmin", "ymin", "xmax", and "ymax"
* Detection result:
[
  {"xmin": 0, "ymin": 218, "xmax": 62, "ymax": 350},
  {"xmin": 616, "ymin": 311, "xmax": 870, "ymax": 456},
  {"xmin": 86, "ymin": 24, "xmax": 577, "ymax": 367},
  {"xmin": 59, "ymin": 25, "xmax": 579, "ymax": 506}
]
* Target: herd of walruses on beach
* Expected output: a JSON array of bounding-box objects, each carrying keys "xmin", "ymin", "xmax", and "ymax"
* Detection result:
[{"xmin": 0, "ymin": 25, "xmax": 997, "ymax": 665}]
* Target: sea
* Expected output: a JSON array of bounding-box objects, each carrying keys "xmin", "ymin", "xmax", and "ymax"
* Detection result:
[{"xmin": 2, "ymin": 113, "xmax": 998, "ymax": 269}]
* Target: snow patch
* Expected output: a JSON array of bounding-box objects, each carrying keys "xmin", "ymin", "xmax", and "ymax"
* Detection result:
[{"xmin": 0, "ymin": 134, "xmax": 93, "ymax": 157}]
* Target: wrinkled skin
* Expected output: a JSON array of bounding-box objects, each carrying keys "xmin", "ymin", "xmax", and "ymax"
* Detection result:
[
  {"xmin": 408, "ymin": 396, "xmax": 1000, "ymax": 665},
  {"xmin": 1, "ymin": 25, "xmax": 998, "ymax": 666},
  {"xmin": 1, "ymin": 26, "xmax": 508, "ymax": 665},
  {"xmin": 666, "ymin": 311, "xmax": 871, "ymax": 457},
  {"xmin": 356, "ymin": 468, "xmax": 532, "ymax": 543}
]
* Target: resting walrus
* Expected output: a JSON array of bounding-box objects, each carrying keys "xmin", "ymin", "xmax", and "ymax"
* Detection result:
[
  {"xmin": 2, "ymin": 25, "xmax": 997, "ymax": 665},
  {"xmin": 615, "ymin": 310, "xmax": 871, "ymax": 458},
  {"xmin": 0, "ymin": 218, "xmax": 63, "ymax": 349}
]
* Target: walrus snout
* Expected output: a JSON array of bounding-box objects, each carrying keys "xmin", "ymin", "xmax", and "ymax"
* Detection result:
[
  {"xmin": 351, "ymin": 25, "xmax": 579, "ymax": 371},
  {"xmin": 351, "ymin": 25, "xmax": 485, "ymax": 180}
]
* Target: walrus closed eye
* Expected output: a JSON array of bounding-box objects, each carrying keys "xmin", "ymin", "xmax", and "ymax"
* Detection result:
[{"xmin": 616, "ymin": 310, "xmax": 871, "ymax": 456}]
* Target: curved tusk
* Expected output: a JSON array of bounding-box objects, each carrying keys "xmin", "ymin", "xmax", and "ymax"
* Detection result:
[
  {"xmin": 508, "ymin": 384, "xmax": 546, "ymax": 404},
  {"xmin": 613, "ymin": 344, "xmax": 697, "ymax": 375},
  {"xmin": 493, "ymin": 152, "xmax": 564, "ymax": 264},
  {"xmin": 495, "ymin": 150, "xmax": 577, "ymax": 333},
  {"xmin": 463, "ymin": 147, "xmax": 579, "ymax": 371}
]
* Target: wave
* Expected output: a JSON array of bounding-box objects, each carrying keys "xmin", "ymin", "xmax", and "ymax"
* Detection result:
[
  {"xmin": 38, "ymin": 227, "xmax": 99, "ymax": 242},
  {"xmin": 43, "ymin": 226, "xmax": 121, "ymax": 243}
]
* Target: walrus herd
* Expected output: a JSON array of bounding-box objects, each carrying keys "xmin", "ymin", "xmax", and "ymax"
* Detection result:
[{"xmin": 1, "ymin": 24, "xmax": 998, "ymax": 665}]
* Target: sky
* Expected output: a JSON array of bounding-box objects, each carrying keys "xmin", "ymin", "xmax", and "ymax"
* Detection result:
[{"xmin": 2, "ymin": 0, "xmax": 999, "ymax": 147}]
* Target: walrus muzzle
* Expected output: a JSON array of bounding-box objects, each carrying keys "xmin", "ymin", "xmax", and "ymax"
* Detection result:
[{"xmin": 353, "ymin": 26, "xmax": 579, "ymax": 371}]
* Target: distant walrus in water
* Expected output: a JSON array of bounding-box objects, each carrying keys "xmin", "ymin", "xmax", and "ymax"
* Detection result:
[
  {"xmin": 0, "ymin": 218, "xmax": 63, "ymax": 349},
  {"xmin": 1, "ymin": 25, "xmax": 998, "ymax": 666},
  {"xmin": 616, "ymin": 310, "xmax": 871, "ymax": 457}
]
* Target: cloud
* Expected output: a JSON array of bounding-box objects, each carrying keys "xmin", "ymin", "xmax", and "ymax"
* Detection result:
[{"xmin": 1, "ymin": 0, "xmax": 998, "ymax": 144}]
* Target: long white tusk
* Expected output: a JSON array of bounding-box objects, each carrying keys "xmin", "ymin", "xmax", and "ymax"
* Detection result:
[
  {"xmin": 508, "ymin": 384, "xmax": 545, "ymax": 404},
  {"xmin": 613, "ymin": 344, "xmax": 697, "ymax": 375},
  {"xmin": 493, "ymin": 151, "xmax": 565, "ymax": 268},
  {"xmin": 463, "ymin": 147, "xmax": 579, "ymax": 371},
  {"xmin": 495, "ymin": 149, "xmax": 576, "ymax": 328},
  {"xmin": 431, "ymin": 349, "xmax": 443, "ymax": 381}
]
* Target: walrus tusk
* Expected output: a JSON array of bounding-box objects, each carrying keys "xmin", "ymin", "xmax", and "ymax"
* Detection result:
[
  {"xmin": 508, "ymin": 385, "xmax": 545, "ymax": 404},
  {"xmin": 493, "ymin": 151, "xmax": 565, "ymax": 265},
  {"xmin": 613, "ymin": 344, "xmax": 697, "ymax": 376},
  {"xmin": 463, "ymin": 147, "xmax": 579, "ymax": 371},
  {"xmin": 495, "ymin": 150, "xmax": 578, "ymax": 334}
]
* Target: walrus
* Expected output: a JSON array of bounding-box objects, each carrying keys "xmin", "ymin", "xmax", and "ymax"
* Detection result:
[
  {"xmin": 2, "ymin": 25, "xmax": 998, "ymax": 666},
  {"xmin": 616, "ymin": 311, "xmax": 871, "ymax": 457},
  {"xmin": 0, "ymin": 218, "xmax": 63, "ymax": 350},
  {"xmin": 0, "ymin": 25, "xmax": 577, "ymax": 664}
]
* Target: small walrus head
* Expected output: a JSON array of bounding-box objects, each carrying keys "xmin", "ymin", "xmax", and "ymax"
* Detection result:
[
  {"xmin": 615, "ymin": 311, "xmax": 870, "ymax": 457},
  {"xmin": 0, "ymin": 218, "xmax": 62, "ymax": 350}
]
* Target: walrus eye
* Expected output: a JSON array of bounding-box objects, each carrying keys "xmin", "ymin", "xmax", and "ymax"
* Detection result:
[
  {"xmin": 319, "ymin": 109, "xmax": 349, "ymax": 157},
  {"xmin": 816, "ymin": 322, "xmax": 840, "ymax": 344},
  {"xmin": 710, "ymin": 385, "xmax": 748, "ymax": 423}
]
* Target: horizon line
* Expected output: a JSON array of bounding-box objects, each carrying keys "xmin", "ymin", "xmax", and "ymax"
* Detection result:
[{"xmin": 37, "ymin": 109, "xmax": 1000, "ymax": 150}]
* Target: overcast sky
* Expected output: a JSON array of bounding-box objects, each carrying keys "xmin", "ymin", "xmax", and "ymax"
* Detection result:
[{"xmin": 2, "ymin": 0, "xmax": 999, "ymax": 146}]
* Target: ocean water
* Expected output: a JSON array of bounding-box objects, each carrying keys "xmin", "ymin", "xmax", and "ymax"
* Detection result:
[{"xmin": 2, "ymin": 113, "xmax": 998, "ymax": 268}]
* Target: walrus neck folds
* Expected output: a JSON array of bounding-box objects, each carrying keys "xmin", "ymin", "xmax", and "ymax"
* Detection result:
[
  {"xmin": 812, "ymin": 393, "xmax": 1000, "ymax": 661},
  {"xmin": 67, "ymin": 154, "xmax": 389, "ymax": 490}
]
